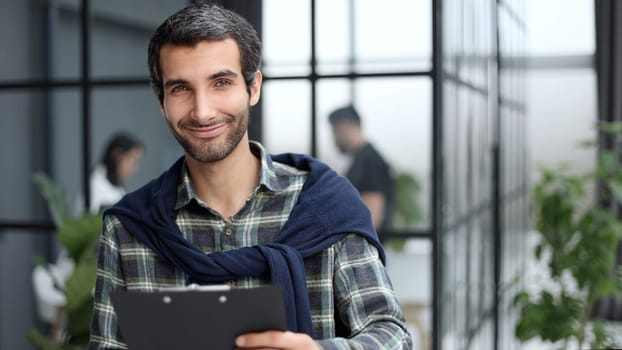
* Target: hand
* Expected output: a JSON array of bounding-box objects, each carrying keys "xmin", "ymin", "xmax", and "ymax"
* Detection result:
[{"xmin": 235, "ymin": 331, "xmax": 320, "ymax": 350}]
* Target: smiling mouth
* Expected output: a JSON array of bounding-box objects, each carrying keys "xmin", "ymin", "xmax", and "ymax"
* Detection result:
[
  {"xmin": 180, "ymin": 120, "xmax": 229, "ymax": 139},
  {"xmin": 185, "ymin": 122, "xmax": 227, "ymax": 139}
]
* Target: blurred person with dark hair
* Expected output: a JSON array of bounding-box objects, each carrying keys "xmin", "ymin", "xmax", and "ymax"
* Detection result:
[
  {"xmin": 35, "ymin": 132, "xmax": 143, "ymax": 338},
  {"xmin": 328, "ymin": 105, "xmax": 395, "ymax": 232},
  {"xmin": 89, "ymin": 4, "xmax": 411, "ymax": 350},
  {"xmin": 89, "ymin": 132, "xmax": 144, "ymax": 213}
]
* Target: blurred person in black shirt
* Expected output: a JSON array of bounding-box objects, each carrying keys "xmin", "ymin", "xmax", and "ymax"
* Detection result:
[{"xmin": 328, "ymin": 105, "xmax": 394, "ymax": 232}]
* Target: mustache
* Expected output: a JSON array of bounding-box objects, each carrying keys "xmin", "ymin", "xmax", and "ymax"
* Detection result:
[{"xmin": 178, "ymin": 116, "xmax": 234, "ymax": 129}]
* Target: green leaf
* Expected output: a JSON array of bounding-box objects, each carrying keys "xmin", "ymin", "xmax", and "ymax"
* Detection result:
[
  {"xmin": 614, "ymin": 267, "xmax": 622, "ymax": 298},
  {"xmin": 64, "ymin": 260, "xmax": 97, "ymax": 313},
  {"xmin": 391, "ymin": 172, "xmax": 423, "ymax": 230},
  {"xmin": 598, "ymin": 152, "xmax": 620, "ymax": 179},
  {"xmin": 597, "ymin": 121, "xmax": 622, "ymax": 135},
  {"xmin": 514, "ymin": 289, "xmax": 585, "ymax": 343},
  {"xmin": 591, "ymin": 320, "xmax": 607, "ymax": 349},
  {"xmin": 33, "ymin": 173, "xmax": 71, "ymax": 226},
  {"xmin": 512, "ymin": 291, "xmax": 530, "ymax": 306},
  {"xmin": 27, "ymin": 329, "xmax": 62, "ymax": 350},
  {"xmin": 66, "ymin": 300, "xmax": 93, "ymax": 345},
  {"xmin": 578, "ymin": 139, "xmax": 597, "ymax": 149},
  {"xmin": 58, "ymin": 214, "xmax": 102, "ymax": 262},
  {"xmin": 608, "ymin": 180, "xmax": 622, "ymax": 203}
]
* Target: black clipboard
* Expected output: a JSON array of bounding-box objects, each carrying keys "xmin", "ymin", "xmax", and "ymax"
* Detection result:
[{"xmin": 110, "ymin": 284, "xmax": 287, "ymax": 350}]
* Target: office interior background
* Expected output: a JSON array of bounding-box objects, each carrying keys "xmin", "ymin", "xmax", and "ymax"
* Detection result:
[{"xmin": 0, "ymin": 0, "xmax": 619, "ymax": 349}]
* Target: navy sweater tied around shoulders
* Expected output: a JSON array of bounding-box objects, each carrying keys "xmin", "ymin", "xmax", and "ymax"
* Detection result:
[{"xmin": 105, "ymin": 153, "xmax": 385, "ymax": 336}]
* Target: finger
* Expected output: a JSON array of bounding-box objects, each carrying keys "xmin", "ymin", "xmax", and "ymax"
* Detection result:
[
  {"xmin": 236, "ymin": 331, "xmax": 314, "ymax": 349},
  {"xmin": 236, "ymin": 331, "xmax": 286, "ymax": 348}
]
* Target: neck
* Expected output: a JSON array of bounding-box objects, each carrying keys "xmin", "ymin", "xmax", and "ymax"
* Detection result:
[
  {"xmin": 184, "ymin": 136, "xmax": 260, "ymax": 219},
  {"xmin": 349, "ymin": 134, "xmax": 367, "ymax": 153}
]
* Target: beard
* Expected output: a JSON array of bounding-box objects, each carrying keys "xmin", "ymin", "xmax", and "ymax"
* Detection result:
[
  {"xmin": 335, "ymin": 140, "xmax": 349, "ymax": 154},
  {"xmin": 167, "ymin": 107, "xmax": 249, "ymax": 163}
]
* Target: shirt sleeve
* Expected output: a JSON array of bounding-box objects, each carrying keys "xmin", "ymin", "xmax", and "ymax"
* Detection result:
[
  {"xmin": 316, "ymin": 235, "xmax": 413, "ymax": 350},
  {"xmin": 88, "ymin": 215, "xmax": 128, "ymax": 350}
]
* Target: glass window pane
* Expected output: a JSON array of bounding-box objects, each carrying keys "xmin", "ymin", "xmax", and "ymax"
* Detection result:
[
  {"xmin": 469, "ymin": 224, "xmax": 481, "ymax": 319},
  {"xmin": 0, "ymin": 90, "xmax": 53, "ymax": 350},
  {"xmin": 262, "ymin": 80, "xmax": 311, "ymax": 155},
  {"xmin": 0, "ymin": 233, "xmax": 45, "ymax": 350},
  {"xmin": 316, "ymin": 0, "xmax": 351, "ymax": 75},
  {"xmin": 480, "ymin": 210, "xmax": 494, "ymax": 310},
  {"xmin": 263, "ymin": 0, "xmax": 311, "ymax": 76},
  {"xmin": 385, "ymin": 239, "xmax": 431, "ymax": 350},
  {"xmin": 55, "ymin": 6, "xmax": 81, "ymax": 79},
  {"xmin": 527, "ymin": 68, "xmax": 597, "ymax": 179},
  {"xmin": 442, "ymin": 0, "xmax": 462, "ymax": 75},
  {"xmin": 0, "ymin": 2, "xmax": 46, "ymax": 80},
  {"xmin": 316, "ymin": 79, "xmax": 352, "ymax": 173},
  {"xmin": 454, "ymin": 226, "xmax": 468, "ymax": 342},
  {"xmin": 499, "ymin": 4, "xmax": 525, "ymax": 59},
  {"xmin": 525, "ymin": 0, "xmax": 594, "ymax": 55},
  {"xmin": 91, "ymin": 87, "xmax": 180, "ymax": 193},
  {"xmin": 50, "ymin": 89, "xmax": 82, "ymax": 212},
  {"xmin": 0, "ymin": 91, "xmax": 46, "ymax": 221},
  {"xmin": 90, "ymin": 1, "xmax": 187, "ymax": 78},
  {"xmin": 0, "ymin": 90, "xmax": 84, "ymax": 221},
  {"xmin": 453, "ymin": 86, "xmax": 472, "ymax": 219},
  {"xmin": 317, "ymin": 77, "xmax": 432, "ymax": 230},
  {"xmin": 354, "ymin": 0, "xmax": 431, "ymax": 73}
]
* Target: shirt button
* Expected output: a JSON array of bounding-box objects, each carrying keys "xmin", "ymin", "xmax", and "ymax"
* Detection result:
[{"xmin": 225, "ymin": 228, "xmax": 233, "ymax": 236}]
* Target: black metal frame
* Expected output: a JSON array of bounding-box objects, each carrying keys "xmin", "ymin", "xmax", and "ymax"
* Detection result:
[
  {"xmin": 493, "ymin": 2, "xmax": 503, "ymax": 349},
  {"xmin": 80, "ymin": 0, "xmax": 92, "ymax": 212},
  {"xmin": 431, "ymin": 1, "xmax": 444, "ymax": 349}
]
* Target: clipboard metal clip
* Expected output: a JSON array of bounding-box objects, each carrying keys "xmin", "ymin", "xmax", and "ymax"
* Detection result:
[{"xmin": 158, "ymin": 283, "xmax": 231, "ymax": 292}]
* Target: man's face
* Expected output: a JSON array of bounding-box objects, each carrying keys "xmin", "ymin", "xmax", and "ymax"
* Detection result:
[
  {"xmin": 117, "ymin": 147, "xmax": 143, "ymax": 183},
  {"xmin": 331, "ymin": 121, "xmax": 350, "ymax": 154},
  {"xmin": 159, "ymin": 39, "xmax": 261, "ymax": 163}
]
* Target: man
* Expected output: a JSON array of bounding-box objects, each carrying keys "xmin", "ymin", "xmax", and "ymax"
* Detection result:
[
  {"xmin": 329, "ymin": 106, "xmax": 395, "ymax": 232},
  {"xmin": 89, "ymin": 3, "xmax": 411, "ymax": 350}
]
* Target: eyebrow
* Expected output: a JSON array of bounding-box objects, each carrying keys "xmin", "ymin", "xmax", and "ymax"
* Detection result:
[
  {"xmin": 208, "ymin": 69, "xmax": 239, "ymax": 80},
  {"xmin": 163, "ymin": 69, "xmax": 239, "ymax": 90},
  {"xmin": 163, "ymin": 78, "xmax": 189, "ymax": 90}
]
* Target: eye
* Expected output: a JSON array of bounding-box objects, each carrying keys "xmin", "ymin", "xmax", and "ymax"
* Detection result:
[
  {"xmin": 214, "ymin": 79, "xmax": 232, "ymax": 88},
  {"xmin": 170, "ymin": 85, "xmax": 189, "ymax": 94}
]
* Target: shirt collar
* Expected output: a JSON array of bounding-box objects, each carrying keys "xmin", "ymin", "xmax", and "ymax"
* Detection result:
[{"xmin": 174, "ymin": 141, "xmax": 291, "ymax": 210}]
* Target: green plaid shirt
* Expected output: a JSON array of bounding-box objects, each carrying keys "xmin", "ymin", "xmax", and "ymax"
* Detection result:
[{"xmin": 89, "ymin": 142, "xmax": 412, "ymax": 350}]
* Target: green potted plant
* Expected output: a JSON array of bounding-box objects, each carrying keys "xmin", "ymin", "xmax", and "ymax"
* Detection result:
[
  {"xmin": 385, "ymin": 171, "xmax": 423, "ymax": 252},
  {"xmin": 513, "ymin": 122, "xmax": 622, "ymax": 349},
  {"xmin": 391, "ymin": 171, "xmax": 423, "ymax": 231},
  {"xmin": 28, "ymin": 174, "xmax": 101, "ymax": 350}
]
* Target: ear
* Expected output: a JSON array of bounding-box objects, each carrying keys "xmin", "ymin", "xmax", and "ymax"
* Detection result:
[{"xmin": 249, "ymin": 70, "xmax": 263, "ymax": 107}]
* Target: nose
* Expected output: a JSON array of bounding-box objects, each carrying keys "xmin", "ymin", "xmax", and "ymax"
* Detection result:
[{"xmin": 190, "ymin": 89, "xmax": 218, "ymax": 122}]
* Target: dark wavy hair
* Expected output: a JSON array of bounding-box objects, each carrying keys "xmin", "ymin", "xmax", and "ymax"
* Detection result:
[
  {"xmin": 147, "ymin": 3, "xmax": 262, "ymax": 106},
  {"xmin": 101, "ymin": 132, "xmax": 143, "ymax": 187}
]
